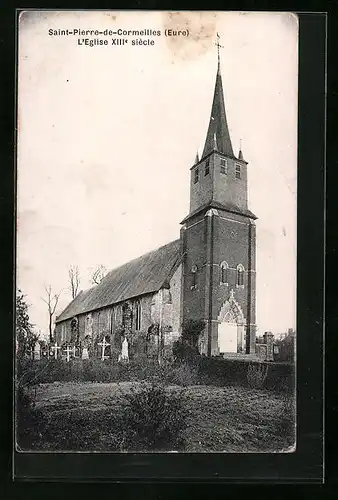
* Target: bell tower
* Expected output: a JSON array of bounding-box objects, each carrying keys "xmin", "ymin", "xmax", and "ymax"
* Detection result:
[{"xmin": 180, "ymin": 34, "xmax": 257, "ymax": 356}]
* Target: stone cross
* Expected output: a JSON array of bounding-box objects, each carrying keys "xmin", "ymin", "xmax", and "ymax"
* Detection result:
[
  {"xmin": 229, "ymin": 289, "xmax": 235, "ymax": 300},
  {"xmin": 63, "ymin": 345, "xmax": 73, "ymax": 362},
  {"xmin": 50, "ymin": 341, "xmax": 61, "ymax": 360},
  {"xmin": 98, "ymin": 337, "xmax": 110, "ymax": 361}
]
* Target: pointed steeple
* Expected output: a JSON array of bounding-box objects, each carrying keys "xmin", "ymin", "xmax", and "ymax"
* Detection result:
[
  {"xmin": 202, "ymin": 35, "xmax": 234, "ymax": 158},
  {"xmin": 195, "ymin": 151, "xmax": 199, "ymax": 164}
]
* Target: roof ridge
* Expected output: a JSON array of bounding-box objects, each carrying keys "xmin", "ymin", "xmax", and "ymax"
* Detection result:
[
  {"xmin": 56, "ymin": 238, "xmax": 181, "ymax": 323},
  {"xmin": 103, "ymin": 238, "xmax": 180, "ymax": 281}
]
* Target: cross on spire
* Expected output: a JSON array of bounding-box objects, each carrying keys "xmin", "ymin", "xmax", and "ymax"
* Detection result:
[
  {"xmin": 214, "ymin": 32, "xmax": 224, "ymax": 73},
  {"xmin": 202, "ymin": 32, "xmax": 233, "ymax": 158}
]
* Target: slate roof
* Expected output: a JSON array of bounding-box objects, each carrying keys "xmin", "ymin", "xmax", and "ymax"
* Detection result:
[
  {"xmin": 202, "ymin": 62, "xmax": 234, "ymax": 158},
  {"xmin": 180, "ymin": 200, "xmax": 257, "ymax": 225},
  {"xmin": 56, "ymin": 239, "xmax": 181, "ymax": 323}
]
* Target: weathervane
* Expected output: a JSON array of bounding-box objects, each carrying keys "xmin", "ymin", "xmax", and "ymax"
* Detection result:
[{"xmin": 214, "ymin": 32, "xmax": 224, "ymax": 70}]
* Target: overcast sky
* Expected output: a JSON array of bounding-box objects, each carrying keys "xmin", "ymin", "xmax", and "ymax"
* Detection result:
[{"xmin": 17, "ymin": 11, "xmax": 298, "ymax": 338}]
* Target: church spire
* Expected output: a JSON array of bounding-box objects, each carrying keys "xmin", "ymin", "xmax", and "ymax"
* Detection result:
[{"xmin": 202, "ymin": 33, "xmax": 234, "ymax": 159}]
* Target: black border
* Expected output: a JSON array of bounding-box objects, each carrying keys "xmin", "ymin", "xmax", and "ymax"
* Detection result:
[{"xmin": 1, "ymin": 8, "xmax": 325, "ymax": 485}]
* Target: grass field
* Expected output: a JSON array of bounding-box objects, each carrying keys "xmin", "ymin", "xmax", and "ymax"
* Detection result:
[{"xmin": 19, "ymin": 381, "xmax": 296, "ymax": 453}]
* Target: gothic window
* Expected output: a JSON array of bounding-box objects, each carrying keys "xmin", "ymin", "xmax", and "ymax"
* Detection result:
[
  {"xmin": 191, "ymin": 265, "xmax": 198, "ymax": 289},
  {"xmin": 194, "ymin": 168, "xmax": 199, "ymax": 184},
  {"xmin": 85, "ymin": 313, "xmax": 93, "ymax": 337},
  {"xmin": 109, "ymin": 309, "xmax": 114, "ymax": 334},
  {"xmin": 61, "ymin": 323, "xmax": 66, "ymax": 342},
  {"xmin": 235, "ymin": 164, "xmax": 241, "ymax": 179},
  {"xmin": 70, "ymin": 317, "xmax": 79, "ymax": 343},
  {"xmin": 205, "ymin": 159, "xmax": 210, "ymax": 176},
  {"xmin": 220, "ymin": 261, "xmax": 229, "ymax": 284},
  {"xmin": 135, "ymin": 300, "xmax": 141, "ymax": 331},
  {"xmin": 122, "ymin": 302, "xmax": 133, "ymax": 330},
  {"xmin": 220, "ymin": 158, "xmax": 228, "ymax": 174},
  {"xmin": 236, "ymin": 264, "xmax": 245, "ymax": 287}
]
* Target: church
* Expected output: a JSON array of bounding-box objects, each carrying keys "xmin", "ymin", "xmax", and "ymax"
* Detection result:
[{"xmin": 55, "ymin": 46, "xmax": 257, "ymax": 359}]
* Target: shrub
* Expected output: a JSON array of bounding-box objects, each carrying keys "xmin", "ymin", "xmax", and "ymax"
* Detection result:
[
  {"xmin": 114, "ymin": 381, "xmax": 188, "ymax": 451},
  {"xmin": 181, "ymin": 319, "xmax": 205, "ymax": 348},
  {"xmin": 247, "ymin": 362, "xmax": 268, "ymax": 389},
  {"xmin": 198, "ymin": 356, "xmax": 248, "ymax": 386},
  {"xmin": 170, "ymin": 362, "xmax": 199, "ymax": 387},
  {"xmin": 274, "ymin": 393, "xmax": 296, "ymax": 448},
  {"xmin": 172, "ymin": 340, "xmax": 200, "ymax": 362},
  {"xmin": 16, "ymin": 383, "xmax": 46, "ymax": 450}
]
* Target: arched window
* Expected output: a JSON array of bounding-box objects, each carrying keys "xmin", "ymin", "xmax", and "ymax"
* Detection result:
[
  {"xmin": 236, "ymin": 264, "xmax": 245, "ymax": 287},
  {"xmin": 122, "ymin": 302, "xmax": 132, "ymax": 329},
  {"xmin": 220, "ymin": 261, "xmax": 228, "ymax": 284},
  {"xmin": 70, "ymin": 317, "xmax": 79, "ymax": 343},
  {"xmin": 135, "ymin": 300, "xmax": 141, "ymax": 331},
  {"xmin": 191, "ymin": 265, "xmax": 198, "ymax": 289}
]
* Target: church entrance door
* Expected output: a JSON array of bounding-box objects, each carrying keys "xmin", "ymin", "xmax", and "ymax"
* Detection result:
[{"xmin": 218, "ymin": 322, "xmax": 237, "ymax": 353}]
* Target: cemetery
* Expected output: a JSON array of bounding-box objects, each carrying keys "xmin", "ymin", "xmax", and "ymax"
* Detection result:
[{"xmin": 16, "ymin": 333, "xmax": 295, "ymax": 453}]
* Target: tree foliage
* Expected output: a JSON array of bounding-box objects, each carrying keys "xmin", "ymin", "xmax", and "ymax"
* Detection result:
[
  {"xmin": 16, "ymin": 289, "xmax": 38, "ymax": 359},
  {"xmin": 181, "ymin": 319, "xmax": 205, "ymax": 348}
]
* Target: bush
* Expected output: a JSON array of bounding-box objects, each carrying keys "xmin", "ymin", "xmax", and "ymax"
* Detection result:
[
  {"xmin": 17, "ymin": 355, "xmax": 294, "ymax": 393},
  {"xmin": 247, "ymin": 362, "xmax": 268, "ymax": 389},
  {"xmin": 16, "ymin": 384, "xmax": 46, "ymax": 450},
  {"xmin": 273, "ymin": 393, "xmax": 296, "ymax": 448},
  {"xmin": 172, "ymin": 340, "xmax": 200, "ymax": 362},
  {"xmin": 113, "ymin": 381, "xmax": 188, "ymax": 451},
  {"xmin": 198, "ymin": 356, "xmax": 294, "ymax": 392},
  {"xmin": 181, "ymin": 319, "xmax": 205, "ymax": 348},
  {"xmin": 170, "ymin": 362, "xmax": 199, "ymax": 387}
]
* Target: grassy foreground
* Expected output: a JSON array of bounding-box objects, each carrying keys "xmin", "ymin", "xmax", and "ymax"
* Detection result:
[{"xmin": 18, "ymin": 381, "xmax": 295, "ymax": 453}]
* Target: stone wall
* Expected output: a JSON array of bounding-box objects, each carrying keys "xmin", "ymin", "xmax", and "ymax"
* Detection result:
[{"xmin": 55, "ymin": 273, "xmax": 182, "ymax": 355}]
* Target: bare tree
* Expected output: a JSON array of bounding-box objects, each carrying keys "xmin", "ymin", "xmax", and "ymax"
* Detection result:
[
  {"xmin": 91, "ymin": 265, "xmax": 107, "ymax": 285},
  {"xmin": 41, "ymin": 285, "xmax": 62, "ymax": 342},
  {"xmin": 68, "ymin": 265, "xmax": 80, "ymax": 299}
]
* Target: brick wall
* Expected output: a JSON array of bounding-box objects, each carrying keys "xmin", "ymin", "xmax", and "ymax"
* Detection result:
[
  {"xmin": 181, "ymin": 207, "xmax": 256, "ymax": 356},
  {"xmin": 189, "ymin": 152, "xmax": 248, "ymax": 213}
]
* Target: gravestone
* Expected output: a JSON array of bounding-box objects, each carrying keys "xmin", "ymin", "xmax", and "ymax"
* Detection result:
[
  {"xmin": 118, "ymin": 337, "xmax": 129, "ymax": 362},
  {"xmin": 50, "ymin": 341, "xmax": 61, "ymax": 360},
  {"xmin": 98, "ymin": 336, "xmax": 110, "ymax": 361},
  {"xmin": 82, "ymin": 346, "xmax": 89, "ymax": 359}
]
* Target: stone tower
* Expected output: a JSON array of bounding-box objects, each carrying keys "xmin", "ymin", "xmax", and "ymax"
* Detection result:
[{"xmin": 180, "ymin": 48, "xmax": 257, "ymax": 356}]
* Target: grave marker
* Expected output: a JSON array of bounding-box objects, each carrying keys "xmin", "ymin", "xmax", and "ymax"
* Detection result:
[{"xmin": 98, "ymin": 337, "xmax": 110, "ymax": 361}]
